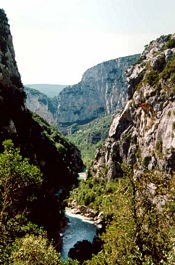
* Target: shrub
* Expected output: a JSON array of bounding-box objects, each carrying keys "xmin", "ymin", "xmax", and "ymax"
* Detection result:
[
  {"xmin": 156, "ymin": 140, "xmax": 163, "ymax": 154},
  {"xmin": 172, "ymin": 122, "xmax": 175, "ymax": 130},
  {"xmin": 167, "ymin": 110, "xmax": 171, "ymax": 117},
  {"xmin": 165, "ymin": 38, "xmax": 175, "ymax": 49},
  {"xmin": 11, "ymin": 235, "xmax": 60, "ymax": 265},
  {"xmin": 145, "ymin": 69, "xmax": 159, "ymax": 86},
  {"xmin": 171, "ymin": 73, "xmax": 175, "ymax": 84},
  {"xmin": 161, "ymin": 54, "xmax": 175, "ymax": 80}
]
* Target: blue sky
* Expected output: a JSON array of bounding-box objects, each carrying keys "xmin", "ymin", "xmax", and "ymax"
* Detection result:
[{"xmin": 1, "ymin": 0, "xmax": 175, "ymax": 85}]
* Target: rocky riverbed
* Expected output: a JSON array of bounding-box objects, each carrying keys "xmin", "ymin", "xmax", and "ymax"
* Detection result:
[{"xmin": 67, "ymin": 203, "xmax": 103, "ymax": 226}]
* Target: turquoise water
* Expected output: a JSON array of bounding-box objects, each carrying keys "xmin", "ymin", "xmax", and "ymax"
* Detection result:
[{"xmin": 61, "ymin": 208, "xmax": 97, "ymax": 260}]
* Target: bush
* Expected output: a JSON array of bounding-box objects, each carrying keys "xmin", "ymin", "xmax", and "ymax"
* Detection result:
[
  {"xmin": 165, "ymin": 38, "xmax": 175, "ymax": 49},
  {"xmin": 156, "ymin": 140, "xmax": 163, "ymax": 154},
  {"xmin": 171, "ymin": 73, "xmax": 175, "ymax": 84},
  {"xmin": 68, "ymin": 240, "xmax": 93, "ymax": 263},
  {"xmin": 145, "ymin": 69, "xmax": 159, "ymax": 86},
  {"xmin": 161, "ymin": 54, "xmax": 175, "ymax": 80},
  {"xmin": 85, "ymin": 169, "xmax": 175, "ymax": 264},
  {"xmin": 11, "ymin": 235, "xmax": 60, "ymax": 265},
  {"xmin": 172, "ymin": 122, "xmax": 175, "ymax": 130}
]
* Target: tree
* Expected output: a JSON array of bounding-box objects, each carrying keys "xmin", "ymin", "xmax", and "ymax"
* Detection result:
[
  {"xmin": 0, "ymin": 139, "xmax": 80, "ymax": 265},
  {"xmin": 0, "ymin": 139, "xmax": 42, "ymax": 264},
  {"xmin": 84, "ymin": 168, "xmax": 175, "ymax": 264},
  {"xmin": 0, "ymin": 139, "xmax": 42, "ymax": 228},
  {"xmin": 68, "ymin": 240, "xmax": 93, "ymax": 263},
  {"xmin": 11, "ymin": 234, "xmax": 61, "ymax": 265}
]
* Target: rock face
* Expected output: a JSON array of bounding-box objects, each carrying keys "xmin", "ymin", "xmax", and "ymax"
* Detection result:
[
  {"xmin": 24, "ymin": 86, "xmax": 57, "ymax": 125},
  {"xmin": 0, "ymin": 9, "xmax": 83, "ymax": 247},
  {"xmin": 93, "ymin": 34, "xmax": 175, "ymax": 180},
  {"xmin": 56, "ymin": 55, "xmax": 139, "ymax": 134}
]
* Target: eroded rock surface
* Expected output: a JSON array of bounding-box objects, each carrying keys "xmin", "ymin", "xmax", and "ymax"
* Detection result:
[{"xmin": 93, "ymin": 34, "xmax": 175, "ymax": 180}]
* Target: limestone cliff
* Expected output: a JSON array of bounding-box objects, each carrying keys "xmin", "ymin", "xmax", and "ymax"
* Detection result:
[
  {"xmin": 56, "ymin": 55, "xmax": 139, "ymax": 134},
  {"xmin": 93, "ymin": 34, "xmax": 175, "ymax": 180},
  {"xmin": 24, "ymin": 86, "xmax": 57, "ymax": 125}
]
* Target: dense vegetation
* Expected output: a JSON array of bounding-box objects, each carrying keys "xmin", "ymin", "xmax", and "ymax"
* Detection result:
[
  {"xmin": 2, "ymin": 113, "xmax": 175, "ymax": 264},
  {"xmin": 67, "ymin": 114, "xmax": 113, "ymax": 167},
  {"xmin": 0, "ymin": 139, "xmax": 79, "ymax": 265},
  {"xmin": 31, "ymin": 112, "xmax": 83, "ymax": 188},
  {"xmin": 68, "ymin": 167, "xmax": 175, "ymax": 264}
]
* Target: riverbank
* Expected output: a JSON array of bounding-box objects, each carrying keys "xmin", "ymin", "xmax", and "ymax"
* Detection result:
[
  {"xmin": 66, "ymin": 204, "xmax": 103, "ymax": 227},
  {"xmin": 61, "ymin": 208, "xmax": 98, "ymax": 260}
]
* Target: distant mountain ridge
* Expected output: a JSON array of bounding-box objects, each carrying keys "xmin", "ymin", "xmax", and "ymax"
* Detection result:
[{"xmin": 26, "ymin": 84, "xmax": 67, "ymax": 97}]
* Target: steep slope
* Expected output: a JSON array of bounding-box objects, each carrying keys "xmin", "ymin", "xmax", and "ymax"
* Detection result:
[
  {"xmin": 24, "ymin": 86, "xmax": 58, "ymax": 126},
  {"xmin": 0, "ymin": 9, "xmax": 83, "ymax": 189},
  {"xmin": 93, "ymin": 34, "xmax": 175, "ymax": 180},
  {"xmin": 56, "ymin": 55, "xmax": 139, "ymax": 134},
  {"xmin": 0, "ymin": 8, "xmax": 83, "ymax": 247}
]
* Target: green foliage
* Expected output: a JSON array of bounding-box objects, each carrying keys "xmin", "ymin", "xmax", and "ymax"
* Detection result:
[
  {"xmin": 0, "ymin": 140, "xmax": 45, "ymax": 264},
  {"xmin": 172, "ymin": 122, "xmax": 175, "ymax": 130},
  {"xmin": 0, "ymin": 139, "xmax": 42, "ymax": 227},
  {"xmin": 68, "ymin": 165, "xmax": 175, "ymax": 264},
  {"xmin": 165, "ymin": 38, "xmax": 175, "ymax": 49},
  {"xmin": 83, "ymin": 168, "xmax": 175, "ymax": 264},
  {"xmin": 156, "ymin": 140, "xmax": 163, "ymax": 156},
  {"xmin": 161, "ymin": 54, "xmax": 175, "ymax": 80},
  {"xmin": 167, "ymin": 110, "xmax": 171, "ymax": 117},
  {"xmin": 145, "ymin": 69, "xmax": 159, "ymax": 86},
  {"xmin": 11, "ymin": 234, "xmax": 79, "ymax": 264},
  {"xmin": 171, "ymin": 73, "xmax": 175, "ymax": 84},
  {"xmin": 32, "ymin": 112, "xmax": 79, "ymax": 156},
  {"xmin": 67, "ymin": 115, "xmax": 113, "ymax": 166},
  {"xmin": 0, "ymin": 139, "xmax": 80, "ymax": 264},
  {"xmin": 11, "ymin": 234, "xmax": 61, "ymax": 265},
  {"xmin": 68, "ymin": 176, "xmax": 123, "ymax": 221}
]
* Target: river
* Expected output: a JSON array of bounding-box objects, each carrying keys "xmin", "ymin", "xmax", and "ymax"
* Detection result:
[{"xmin": 61, "ymin": 208, "xmax": 98, "ymax": 260}]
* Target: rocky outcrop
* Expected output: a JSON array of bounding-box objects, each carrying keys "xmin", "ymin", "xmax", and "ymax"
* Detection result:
[
  {"xmin": 56, "ymin": 55, "xmax": 139, "ymax": 134},
  {"xmin": 24, "ymin": 86, "xmax": 57, "ymax": 126},
  {"xmin": 93, "ymin": 34, "xmax": 175, "ymax": 180}
]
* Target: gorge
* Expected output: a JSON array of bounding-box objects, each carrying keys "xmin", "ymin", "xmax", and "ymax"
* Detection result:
[{"xmin": 1, "ymin": 6, "xmax": 175, "ymax": 265}]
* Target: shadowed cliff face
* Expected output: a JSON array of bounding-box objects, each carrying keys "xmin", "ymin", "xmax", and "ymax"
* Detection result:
[
  {"xmin": 0, "ymin": 9, "xmax": 83, "ymax": 189},
  {"xmin": 93, "ymin": 34, "xmax": 175, "ymax": 180},
  {"xmin": 0, "ymin": 9, "xmax": 83, "ymax": 247}
]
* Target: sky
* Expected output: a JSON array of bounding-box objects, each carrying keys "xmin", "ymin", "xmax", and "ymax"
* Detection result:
[{"xmin": 1, "ymin": 0, "xmax": 175, "ymax": 85}]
